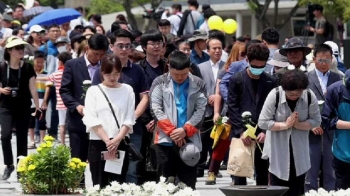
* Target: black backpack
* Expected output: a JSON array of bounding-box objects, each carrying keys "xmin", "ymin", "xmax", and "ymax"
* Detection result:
[{"xmin": 323, "ymin": 20, "xmax": 334, "ymax": 41}]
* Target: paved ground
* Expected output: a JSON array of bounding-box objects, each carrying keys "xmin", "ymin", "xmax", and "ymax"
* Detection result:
[{"xmin": 0, "ymin": 135, "xmax": 255, "ymax": 195}]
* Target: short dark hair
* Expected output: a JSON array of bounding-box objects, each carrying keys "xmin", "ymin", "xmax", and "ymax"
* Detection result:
[
  {"xmin": 140, "ymin": 29, "xmax": 163, "ymax": 48},
  {"xmin": 109, "ymin": 29, "xmax": 134, "ymax": 45},
  {"xmin": 171, "ymin": 4, "xmax": 182, "ymax": 12},
  {"xmin": 84, "ymin": 26, "xmax": 96, "ymax": 34},
  {"xmin": 313, "ymin": 4, "xmax": 323, "ymax": 12},
  {"xmin": 169, "ymin": 51, "xmax": 191, "ymax": 70},
  {"xmin": 246, "ymin": 43, "xmax": 270, "ymax": 62},
  {"xmin": 245, "ymin": 39, "xmax": 262, "ymax": 55},
  {"xmin": 57, "ymin": 52, "xmax": 72, "ymax": 65},
  {"xmin": 75, "ymin": 6, "xmax": 83, "ymax": 12},
  {"xmin": 91, "ymin": 14, "xmax": 102, "ymax": 24},
  {"xmin": 14, "ymin": 5, "xmax": 24, "ymax": 11},
  {"xmin": 313, "ymin": 43, "xmax": 333, "ymax": 57},
  {"xmin": 11, "ymin": 28, "xmax": 22, "ymax": 36},
  {"xmin": 101, "ymin": 54, "xmax": 122, "ymax": 74},
  {"xmin": 158, "ymin": 19, "xmax": 171, "ymax": 27},
  {"xmin": 261, "ymin": 28, "xmax": 279, "ymax": 45},
  {"xmin": 187, "ymin": 0, "xmax": 199, "ymax": 9},
  {"xmin": 208, "ymin": 29, "xmax": 226, "ymax": 48},
  {"xmin": 111, "ymin": 21, "xmax": 128, "ymax": 33},
  {"xmin": 116, "ymin": 14, "xmax": 127, "ymax": 22},
  {"xmin": 34, "ymin": 50, "xmax": 45, "ymax": 59},
  {"xmin": 281, "ymin": 70, "xmax": 309, "ymax": 91},
  {"xmin": 203, "ymin": 8, "xmax": 216, "ymax": 20},
  {"xmin": 207, "ymin": 38, "xmax": 223, "ymax": 50},
  {"xmin": 74, "ymin": 25, "xmax": 84, "ymax": 32},
  {"xmin": 48, "ymin": 24, "xmax": 60, "ymax": 31},
  {"xmin": 202, "ymin": 4, "xmax": 211, "ymax": 11},
  {"xmin": 88, "ymin": 34, "xmax": 109, "ymax": 51}
]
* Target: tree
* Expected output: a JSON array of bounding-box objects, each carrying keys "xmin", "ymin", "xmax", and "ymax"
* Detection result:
[
  {"xmin": 299, "ymin": 0, "xmax": 350, "ymax": 22},
  {"xmin": 247, "ymin": 0, "xmax": 301, "ymax": 30},
  {"xmin": 90, "ymin": 0, "xmax": 124, "ymax": 15}
]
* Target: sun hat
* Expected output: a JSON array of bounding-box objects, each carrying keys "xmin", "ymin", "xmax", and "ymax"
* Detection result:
[
  {"xmin": 29, "ymin": 25, "xmax": 45, "ymax": 34},
  {"xmin": 324, "ymin": 41, "xmax": 339, "ymax": 55},
  {"xmin": 5, "ymin": 36, "xmax": 28, "ymax": 48},
  {"xmin": 279, "ymin": 37, "xmax": 312, "ymax": 56},
  {"xmin": 179, "ymin": 143, "xmax": 200, "ymax": 167},
  {"xmin": 187, "ymin": 29, "xmax": 208, "ymax": 42},
  {"xmin": 267, "ymin": 49, "xmax": 289, "ymax": 68}
]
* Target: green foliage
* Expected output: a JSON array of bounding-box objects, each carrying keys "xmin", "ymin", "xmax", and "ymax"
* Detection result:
[
  {"xmin": 90, "ymin": 0, "xmax": 124, "ymax": 15},
  {"xmin": 18, "ymin": 136, "xmax": 87, "ymax": 194},
  {"xmin": 299, "ymin": 0, "xmax": 350, "ymax": 22}
]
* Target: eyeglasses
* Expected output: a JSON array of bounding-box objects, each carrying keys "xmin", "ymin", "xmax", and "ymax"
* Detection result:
[
  {"xmin": 36, "ymin": 32, "xmax": 45, "ymax": 36},
  {"xmin": 13, "ymin": 45, "xmax": 24, "ymax": 50},
  {"xmin": 316, "ymin": 58, "xmax": 332, "ymax": 64},
  {"xmin": 114, "ymin": 44, "xmax": 132, "ymax": 49},
  {"xmin": 147, "ymin": 41, "xmax": 164, "ymax": 47}
]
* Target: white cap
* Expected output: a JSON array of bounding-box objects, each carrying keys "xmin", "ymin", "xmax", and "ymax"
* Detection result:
[
  {"xmin": 4, "ymin": 7, "xmax": 13, "ymax": 14},
  {"xmin": 324, "ymin": 41, "xmax": 339, "ymax": 55},
  {"xmin": 29, "ymin": 25, "xmax": 45, "ymax": 34}
]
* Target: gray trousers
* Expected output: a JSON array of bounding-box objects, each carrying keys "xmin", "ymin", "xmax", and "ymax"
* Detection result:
[{"xmin": 305, "ymin": 133, "xmax": 336, "ymax": 192}]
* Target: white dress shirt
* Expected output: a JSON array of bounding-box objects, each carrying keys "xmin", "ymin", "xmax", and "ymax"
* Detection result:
[
  {"xmin": 83, "ymin": 84, "xmax": 136, "ymax": 140},
  {"xmin": 161, "ymin": 12, "xmax": 183, "ymax": 35},
  {"xmin": 210, "ymin": 60, "xmax": 220, "ymax": 81}
]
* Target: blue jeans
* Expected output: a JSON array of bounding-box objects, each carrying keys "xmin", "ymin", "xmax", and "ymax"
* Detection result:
[{"xmin": 125, "ymin": 128, "xmax": 143, "ymax": 185}]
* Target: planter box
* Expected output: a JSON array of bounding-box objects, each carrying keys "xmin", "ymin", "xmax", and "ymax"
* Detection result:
[{"xmin": 220, "ymin": 185, "xmax": 289, "ymax": 196}]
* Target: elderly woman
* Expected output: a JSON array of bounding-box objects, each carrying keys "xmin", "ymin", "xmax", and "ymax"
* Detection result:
[{"xmin": 258, "ymin": 70, "xmax": 321, "ymax": 196}]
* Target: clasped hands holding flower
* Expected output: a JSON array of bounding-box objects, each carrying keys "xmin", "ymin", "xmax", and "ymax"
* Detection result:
[{"xmin": 104, "ymin": 136, "xmax": 123, "ymax": 158}]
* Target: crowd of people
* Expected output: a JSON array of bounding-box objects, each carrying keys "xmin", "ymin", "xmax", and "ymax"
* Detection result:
[{"xmin": 0, "ymin": 1, "xmax": 349, "ymax": 196}]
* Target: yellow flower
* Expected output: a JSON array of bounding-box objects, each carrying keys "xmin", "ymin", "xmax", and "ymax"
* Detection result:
[
  {"xmin": 44, "ymin": 135, "xmax": 55, "ymax": 142},
  {"xmin": 17, "ymin": 166, "xmax": 25, "ymax": 172},
  {"xmin": 28, "ymin": 165, "xmax": 36, "ymax": 171},
  {"xmin": 46, "ymin": 141, "xmax": 53, "ymax": 148},
  {"xmin": 71, "ymin": 158, "xmax": 81, "ymax": 164},
  {"xmin": 24, "ymin": 156, "xmax": 33, "ymax": 163},
  {"xmin": 69, "ymin": 162, "xmax": 76, "ymax": 169},
  {"xmin": 40, "ymin": 143, "xmax": 47, "ymax": 148},
  {"xmin": 37, "ymin": 147, "xmax": 42, "ymax": 152},
  {"xmin": 79, "ymin": 162, "xmax": 87, "ymax": 167}
]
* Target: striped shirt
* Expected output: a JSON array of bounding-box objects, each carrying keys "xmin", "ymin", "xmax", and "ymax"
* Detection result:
[
  {"xmin": 31, "ymin": 71, "xmax": 49, "ymax": 108},
  {"xmin": 258, "ymin": 86, "xmax": 321, "ymax": 181},
  {"xmin": 48, "ymin": 69, "xmax": 66, "ymax": 110}
]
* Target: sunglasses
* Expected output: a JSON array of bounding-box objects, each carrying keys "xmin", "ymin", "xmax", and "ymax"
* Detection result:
[
  {"xmin": 13, "ymin": 45, "xmax": 25, "ymax": 50},
  {"xmin": 250, "ymin": 64, "xmax": 266, "ymax": 68}
]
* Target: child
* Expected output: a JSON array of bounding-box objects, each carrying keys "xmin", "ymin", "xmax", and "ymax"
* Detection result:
[
  {"xmin": 47, "ymin": 52, "xmax": 72, "ymax": 145},
  {"xmin": 28, "ymin": 51, "xmax": 50, "ymax": 148}
]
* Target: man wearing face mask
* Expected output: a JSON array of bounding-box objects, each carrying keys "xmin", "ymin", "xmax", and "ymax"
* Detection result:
[{"xmin": 227, "ymin": 43, "xmax": 278, "ymax": 186}]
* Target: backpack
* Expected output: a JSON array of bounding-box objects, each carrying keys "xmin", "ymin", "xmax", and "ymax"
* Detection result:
[
  {"xmin": 323, "ymin": 20, "xmax": 334, "ymax": 41},
  {"xmin": 177, "ymin": 10, "xmax": 196, "ymax": 37}
]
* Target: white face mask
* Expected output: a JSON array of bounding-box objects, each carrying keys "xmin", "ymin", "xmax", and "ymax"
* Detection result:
[{"xmin": 57, "ymin": 45, "xmax": 67, "ymax": 53}]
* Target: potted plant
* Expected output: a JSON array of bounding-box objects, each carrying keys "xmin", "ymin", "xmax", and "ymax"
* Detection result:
[{"xmin": 17, "ymin": 136, "xmax": 87, "ymax": 195}]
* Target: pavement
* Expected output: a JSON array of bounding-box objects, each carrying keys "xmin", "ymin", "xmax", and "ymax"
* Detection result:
[{"xmin": 0, "ymin": 135, "xmax": 255, "ymax": 195}]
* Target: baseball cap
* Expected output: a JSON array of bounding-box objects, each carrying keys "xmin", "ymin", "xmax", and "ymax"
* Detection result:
[
  {"xmin": 56, "ymin": 36, "xmax": 70, "ymax": 44},
  {"xmin": 187, "ymin": 29, "xmax": 207, "ymax": 42},
  {"xmin": 324, "ymin": 41, "xmax": 339, "ymax": 55},
  {"xmin": 4, "ymin": 7, "xmax": 13, "ymax": 15},
  {"xmin": 5, "ymin": 36, "xmax": 28, "ymax": 48},
  {"xmin": 267, "ymin": 49, "xmax": 289, "ymax": 68},
  {"xmin": 179, "ymin": 143, "xmax": 200, "ymax": 167},
  {"xmin": 3, "ymin": 14, "xmax": 13, "ymax": 22},
  {"xmin": 29, "ymin": 25, "xmax": 45, "ymax": 34}
]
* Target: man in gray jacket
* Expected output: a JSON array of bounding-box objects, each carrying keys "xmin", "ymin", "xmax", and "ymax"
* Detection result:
[{"xmin": 150, "ymin": 51, "xmax": 207, "ymax": 189}]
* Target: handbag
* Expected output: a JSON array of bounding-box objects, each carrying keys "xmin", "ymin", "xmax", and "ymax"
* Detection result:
[{"xmin": 97, "ymin": 85, "xmax": 143, "ymax": 162}]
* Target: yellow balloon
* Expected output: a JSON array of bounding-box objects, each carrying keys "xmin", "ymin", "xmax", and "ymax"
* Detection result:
[
  {"xmin": 207, "ymin": 15, "xmax": 224, "ymax": 30},
  {"xmin": 223, "ymin": 19, "xmax": 238, "ymax": 34}
]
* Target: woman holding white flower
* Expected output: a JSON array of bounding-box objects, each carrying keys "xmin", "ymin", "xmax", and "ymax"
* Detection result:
[
  {"xmin": 0, "ymin": 36, "xmax": 40, "ymax": 180},
  {"xmin": 258, "ymin": 70, "xmax": 321, "ymax": 196},
  {"xmin": 83, "ymin": 54, "xmax": 135, "ymax": 187}
]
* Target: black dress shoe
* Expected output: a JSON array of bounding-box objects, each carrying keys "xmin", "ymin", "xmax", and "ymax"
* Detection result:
[
  {"xmin": 217, "ymin": 171, "xmax": 223, "ymax": 178},
  {"xmin": 2, "ymin": 165, "xmax": 14, "ymax": 180},
  {"xmin": 220, "ymin": 163, "xmax": 227, "ymax": 170},
  {"xmin": 197, "ymin": 169, "xmax": 204, "ymax": 177}
]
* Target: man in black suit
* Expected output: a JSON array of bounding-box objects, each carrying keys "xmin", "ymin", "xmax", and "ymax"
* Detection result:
[
  {"xmin": 59, "ymin": 34, "xmax": 109, "ymax": 186},
  {"xmin": 305, "ymin": 44, "xmax": 342, "ymax": 192}
]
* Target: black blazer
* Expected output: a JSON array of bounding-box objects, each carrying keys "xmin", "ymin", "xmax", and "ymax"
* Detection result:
[
  {"xmin": 227, "ymin": 69, "xmax": 278, "ymax": 137},
  {"xmin": 60, "ymin": 56, "xmax": 91, "ymax": 133}
]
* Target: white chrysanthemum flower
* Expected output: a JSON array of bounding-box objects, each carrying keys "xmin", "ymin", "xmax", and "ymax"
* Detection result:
[
  {"xmin": 241, "ymin": 111, "xmax": 252, "ymax": 118},
  {"xmin": 142, "ymin": 181, "xmax": 157, "ymax": 192},
  {"xmin": 222, "ymin": 116, "xmax": 229, "ymax": 124},
  {"xmin": 318, "ymin": 100, "xmax": 325, "ymax": 105},
  {"xmin": 110, "ymin": 181, "xmax": 122, "ymax": 192},
  {"xmin": 299, "ymin": 65, "xmax": 306, "ymax": 72},
  {"xmin": 24, "ymin": 55, "xmax": 29, "ymax": 59},
  {"xmin": 83, "ymin": 80, "xmax": 92, "ymax": 85},
  {"xmin": 287, "ymin": 64, "xmax": 295, "ymax": 70},
  {"xmin": 29, "ymin": 56, "xmax": 34, "ymax": 61},
  {"xmin": 159, "ymin": 176, "xmax": 166, "ymax": 183}
]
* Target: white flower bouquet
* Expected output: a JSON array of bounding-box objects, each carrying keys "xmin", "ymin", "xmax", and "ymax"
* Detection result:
[
  {"xmin": 81, "ymin": 80, "xmax": 92, "ymax": 99},
  {"xmin": 84, "ymin": 177, "xmax": 200, "ymax": 196},
  {"xmin": 306, "ymin": 188, "xmax": 350, "ymax": 196}
]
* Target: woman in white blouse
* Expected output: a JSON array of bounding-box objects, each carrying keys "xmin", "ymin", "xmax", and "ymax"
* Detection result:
[{"xmin": 83, "ymin": 54, "xmax": 135, "ymax": 187}]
